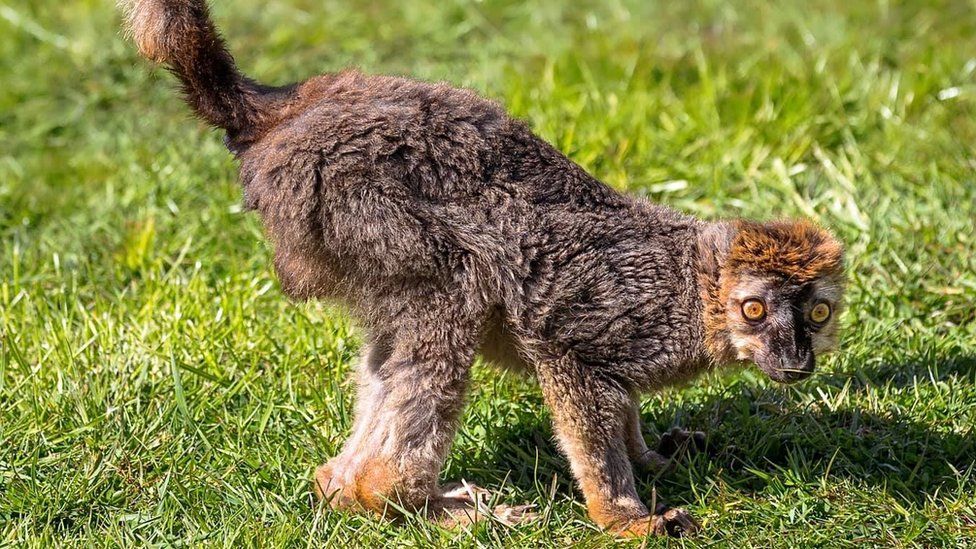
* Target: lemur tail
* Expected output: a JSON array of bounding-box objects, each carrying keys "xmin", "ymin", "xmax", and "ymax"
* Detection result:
[{"xmin": 121, "ymin": 0, "xmax": 269, "ymax": 134}]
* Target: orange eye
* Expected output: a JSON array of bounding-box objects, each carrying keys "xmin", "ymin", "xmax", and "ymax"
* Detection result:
[
  {"xmin": 741, "ymin": 299, "xmax": 766, "ymax": 321},
  {"xmin": 810, "ymin": 302, "xmax": 831, "ymax": 324}
]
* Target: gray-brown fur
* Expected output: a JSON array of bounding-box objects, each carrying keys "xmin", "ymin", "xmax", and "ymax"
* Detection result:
[{"xmin": 123, "ymin": 0, "xmax": 846, "ymax": 537}]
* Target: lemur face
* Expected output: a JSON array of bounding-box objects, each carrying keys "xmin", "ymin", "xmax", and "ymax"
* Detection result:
[
  {"xmin": 714, "ymin": 219, "xmax": 847, "ymax": 384},
  {"xmin": 724, "ymin": 273, "xmax": 845, "ymax": 383}
]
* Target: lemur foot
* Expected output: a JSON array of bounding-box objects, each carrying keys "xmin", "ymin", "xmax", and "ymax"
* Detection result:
[
  {"xmin": 313, "ymin": 457, "xmax": 405, "ymax": 513},
  {"xmin": 657, "ymin": 427, "xmax": 707, "ymax": 459},
  {"xmin": 613, "ymin": 504, "xmax": 700, "ymax": 538},
  {"xmin": 435, "ymin": 481, "xmax": 539, "ymax": 528},
  {"xmin": 313, "ymin": 462, "xmax": 358, "ymax": 510}
]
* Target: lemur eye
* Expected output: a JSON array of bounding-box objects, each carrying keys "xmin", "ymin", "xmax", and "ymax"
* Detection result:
[
  {"xmin": 741, "ymin": 298, "xmax": 766, "ymax": 322},
  {"xmin": 810, "ymin": 302, "xmax": 831, "ymax": 324}
]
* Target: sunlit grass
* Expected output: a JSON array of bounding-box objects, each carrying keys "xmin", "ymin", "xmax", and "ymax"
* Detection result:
[{"xmin": 1, "ymin": 0, "xmax": 974, "ymax": 546}]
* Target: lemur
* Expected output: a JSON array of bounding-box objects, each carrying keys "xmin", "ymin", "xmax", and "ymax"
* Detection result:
[{"xmin": 123, "ymin": 0, "xmax": 846, "ymax": 538}]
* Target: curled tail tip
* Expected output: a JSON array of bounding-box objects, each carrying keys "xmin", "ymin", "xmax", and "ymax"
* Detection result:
[
  {"xmin": 121, "ymin": 0, "xmax": 264, "ymax": 133},
  {"xmin": 120, "ymin": 0, "xmax": 208, "ymax": 64}
]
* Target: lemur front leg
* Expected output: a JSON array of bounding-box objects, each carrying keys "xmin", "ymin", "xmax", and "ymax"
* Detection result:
[{"xmin": 537, "ymin": 356, "xmax": 699, "ymax": 538}]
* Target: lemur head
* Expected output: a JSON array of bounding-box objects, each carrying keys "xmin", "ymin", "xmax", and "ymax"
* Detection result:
[{"xmin": 699, "ymin": 220, "xmax": 846, "ymax": 383}]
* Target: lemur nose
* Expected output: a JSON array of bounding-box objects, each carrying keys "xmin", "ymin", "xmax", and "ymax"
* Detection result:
[
  {"xmin": 790, "ymin": 353, "xmax": 815, "ymax": 379},
  {"xmin": 778, "ymin": 352, "xmax": 814, "ymax": 381}
]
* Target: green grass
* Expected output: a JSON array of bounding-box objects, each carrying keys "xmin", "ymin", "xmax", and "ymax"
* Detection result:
[{"xmin": 2, "ymin": 0, "xmax": 975, "ymax": 546}]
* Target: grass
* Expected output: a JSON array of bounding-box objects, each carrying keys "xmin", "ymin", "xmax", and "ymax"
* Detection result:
[{"xmin": 1, "ymin": 0, "xmax": 975, "ymax": 546}]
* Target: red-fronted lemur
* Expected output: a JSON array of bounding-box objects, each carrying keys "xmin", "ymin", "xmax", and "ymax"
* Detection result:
[{"xmin": 123, "ymin": 0, "xmax": 845, "ymax": 537}]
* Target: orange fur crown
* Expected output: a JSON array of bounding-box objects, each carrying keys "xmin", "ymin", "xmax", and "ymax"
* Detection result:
[{"xmin": 725, "ymin": 220, "xmax": 844, "ymax": 283}]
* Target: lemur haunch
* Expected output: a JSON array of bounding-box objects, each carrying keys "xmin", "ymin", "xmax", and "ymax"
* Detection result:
[{"xmin": 123, "ymin": 0, "xmax": 846, "ymax": 537}]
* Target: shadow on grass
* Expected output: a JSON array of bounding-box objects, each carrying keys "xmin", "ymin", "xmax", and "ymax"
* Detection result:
[{"xmin": 451, "ymin": 354, "xmax": 976, "ymax": 509}]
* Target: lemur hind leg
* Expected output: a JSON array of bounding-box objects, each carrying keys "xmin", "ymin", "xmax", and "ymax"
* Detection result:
[
  {"xmin": 536, "ymin": 355, "xmax": 699, "ymax": 538},
  {"xmin": 314, "ymin": 316, "xmax": 475, "ymax": 514},
  {"xmin": 314, "ymin": 306, "xmax": 535, "ymax": 526}
]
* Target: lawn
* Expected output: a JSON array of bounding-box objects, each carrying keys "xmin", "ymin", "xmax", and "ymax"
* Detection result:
[{"xmin": 2, "ymin": 0, "xmax": 975, "ymax": 546}]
